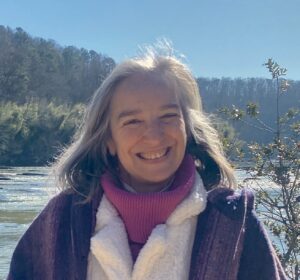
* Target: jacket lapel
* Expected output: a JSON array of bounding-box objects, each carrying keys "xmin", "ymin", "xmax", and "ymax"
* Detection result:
[
  {"xmin": 189, "ymin": 188, "xmax": 247, "ymax": 280},
  {"xmin": 90, "ymin": 195, "xmax": 133, "ymax": 280},
  {"xmin": 69, "ymin": 188, "xmax": 103, "ymax": 280}
]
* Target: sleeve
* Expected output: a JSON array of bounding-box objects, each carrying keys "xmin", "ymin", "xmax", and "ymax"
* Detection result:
[
  {"xmin": 7, "ymin": 191, "xmax": 72, "ymax": 280},
  {"xmin": 237, "ymin": 209, "xmax": 288, "ymax": 280}
]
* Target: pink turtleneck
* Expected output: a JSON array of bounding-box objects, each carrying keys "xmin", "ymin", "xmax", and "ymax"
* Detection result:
[{"xmin": 100, "ymin": 155, "xmax": 196, "ymax": 260}]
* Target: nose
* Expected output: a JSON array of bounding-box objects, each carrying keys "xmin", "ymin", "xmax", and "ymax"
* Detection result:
[{"xmin": 142, "ymin": 120, "xmax": 164, "ymax": 144}]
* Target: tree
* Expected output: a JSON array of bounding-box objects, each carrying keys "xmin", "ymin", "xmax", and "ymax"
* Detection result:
[
  {"xmin": 0, "ymin": 102, "xmax": 85, "ymax": 165},
  {"xmin": 0, "ymin": 25, "xmax": 116, "ymax": 104},
  {"xmin": 220, "ymin": 59, "xmax": 299, "ymax": 279}
]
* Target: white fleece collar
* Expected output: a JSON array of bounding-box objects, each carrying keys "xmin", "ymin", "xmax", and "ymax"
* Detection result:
[
  {"xmin": 88, "ymin": 173, "xmax": 207, "ymax": 280},
  {"xmin": 167, "ymin": 173, "xmax": 207, "ymax": 225}
]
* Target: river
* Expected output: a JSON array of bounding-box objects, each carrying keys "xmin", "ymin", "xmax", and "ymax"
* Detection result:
[{"xmin": 0, "ymin": 167, "xmax": 57, "ymax": 279}]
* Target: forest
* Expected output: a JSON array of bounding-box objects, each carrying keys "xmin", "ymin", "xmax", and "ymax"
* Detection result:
[{"xmin": 0, "ymin": 25, "xmax": 299, "ymax": 165}]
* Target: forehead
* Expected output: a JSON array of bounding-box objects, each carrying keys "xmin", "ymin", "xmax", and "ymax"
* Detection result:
[
  {"xmin": 117, "ymin": 72, "xmax": 173, "ymax": 93},
  {"xmin": 110, "ymin": 73, "xmax": 180, "ymax": 112}
]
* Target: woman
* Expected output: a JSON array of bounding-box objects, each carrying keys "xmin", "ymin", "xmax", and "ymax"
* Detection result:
[{"xmin": 8, "ymin": 49, "xmax": 287, "ymax": 280}]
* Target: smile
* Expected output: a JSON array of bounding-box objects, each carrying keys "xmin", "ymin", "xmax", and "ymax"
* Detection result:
[{"xmin": 137, "ymin": 148, "xmax": 170, "ymax": 160}]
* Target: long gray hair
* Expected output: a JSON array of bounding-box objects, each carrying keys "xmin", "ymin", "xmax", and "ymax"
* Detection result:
[{"xmin": 53, "ymin": 49, "xmax": 236, "ymax": 200}]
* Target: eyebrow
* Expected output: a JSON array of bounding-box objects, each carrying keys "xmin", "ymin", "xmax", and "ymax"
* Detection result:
[
  {"xmin": 117, "ymin": 109, "xmax": 142, "ymax": 120},
  {"xmin": 117, "ymin": 103, "xmax": 181, "ymax": 120}
]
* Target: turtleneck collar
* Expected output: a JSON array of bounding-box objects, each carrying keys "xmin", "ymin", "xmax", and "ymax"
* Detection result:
[{"xmin": 100, "ymin": 154, "xmax": 196, "ymax": 246}]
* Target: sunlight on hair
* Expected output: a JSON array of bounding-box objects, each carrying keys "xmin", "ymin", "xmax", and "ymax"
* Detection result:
[{"xmin": 137, "ymin": 38, "xmax": 187, "ymax": 63}]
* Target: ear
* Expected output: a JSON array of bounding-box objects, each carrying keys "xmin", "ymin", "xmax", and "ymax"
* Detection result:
[{"xmin": 107, "ymin": 138, "xmax": 117, "ymax": 156}]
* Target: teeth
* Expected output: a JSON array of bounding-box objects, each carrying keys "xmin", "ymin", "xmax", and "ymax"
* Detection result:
[{"xmin": 140, "ymin": 149, "xmax": 167, "ymax": 160}]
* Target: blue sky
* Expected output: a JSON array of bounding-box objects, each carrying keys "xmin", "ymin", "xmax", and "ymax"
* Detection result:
[{"xmin": 1, "ymin": 0, "xmax": 299, "ymax": 79}]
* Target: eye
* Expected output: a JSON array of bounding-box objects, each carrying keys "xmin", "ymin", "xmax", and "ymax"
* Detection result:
[
  {"xmin": 160, "ymin": 113, "xmax": 179, "ymax": 120},
  {"xmin": 123, "ymin": 119, "xmax": 142, "ymax": 126}
]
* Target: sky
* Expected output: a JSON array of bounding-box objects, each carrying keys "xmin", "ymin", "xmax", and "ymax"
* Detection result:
[{"xmin": 1, "ymin": 0, "xmax": 300, "ymax": 80}]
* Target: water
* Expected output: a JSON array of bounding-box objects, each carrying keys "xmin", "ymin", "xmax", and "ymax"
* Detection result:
[{"xmin": 0, "ymin": 167, "xmax": 57, "ymax": 280}]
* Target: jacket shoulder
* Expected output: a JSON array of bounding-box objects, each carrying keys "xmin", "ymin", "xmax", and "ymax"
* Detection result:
[
  {"xmin": 31, "ymin": 189, "xmax": 75, "ymax": 221},
  {"xmin": 13, "ymin": 189, "xmax": 77, "ymax": 245},
  {"xmin": 7, "ymin": 189, "xmax": 76, "ymax": 279},
  {"xmin": 207, "ymin": 187, "xmax": 255, "ymax": 220}
]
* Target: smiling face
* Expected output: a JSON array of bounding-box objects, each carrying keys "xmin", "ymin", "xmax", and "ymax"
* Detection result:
[{"xmin": 107, "ymin": 73, "xmax": 187, "ymax": 193}]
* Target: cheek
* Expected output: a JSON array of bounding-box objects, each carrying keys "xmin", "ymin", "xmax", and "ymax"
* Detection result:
[
  {"xmin": 173, "ymin": 119, "xmax": 188, "ymax": 138},
  {"xmin": 118, "ymin": 127, "xmax": 145, "ymax": 146},
  {"xmin": 178, "ymin": 122, "xmax": 188, "ymax": 151},
  {"xmin": 166, "ymin": 122, "xmax": 187, "ymax": 149},
  {"xmin": 112, "ymin": 131, "xmax": 139, "ymax": 156}
]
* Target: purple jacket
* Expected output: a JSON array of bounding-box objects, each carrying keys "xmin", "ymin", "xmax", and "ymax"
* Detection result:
[{"xmin": 8, "ymin": 187, "xmax": 287, "ymax": 280}]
